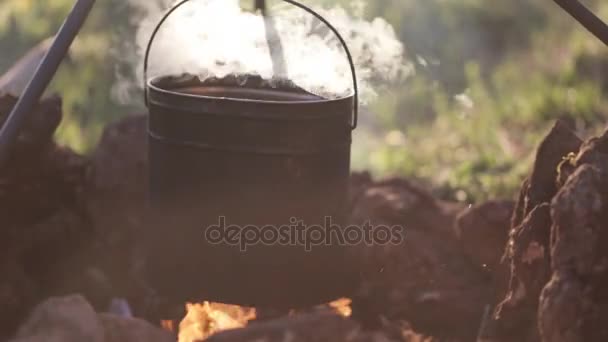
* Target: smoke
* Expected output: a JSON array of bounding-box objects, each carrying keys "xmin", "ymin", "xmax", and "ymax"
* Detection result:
[{"xmin": 113, "ymin": 0, "xmax": 411, "ymax": 103}]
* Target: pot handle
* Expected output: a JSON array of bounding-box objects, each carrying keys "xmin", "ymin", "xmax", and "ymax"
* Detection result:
[{"xmin": 143, "ymin": 0, "xmax": 360, "ymax": 130}]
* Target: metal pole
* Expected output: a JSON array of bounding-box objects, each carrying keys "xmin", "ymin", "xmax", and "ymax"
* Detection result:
[
  {"xmin": 255, "ymin": 0, "xmax": 267, "ymax": 14},
  {"xmin": 255, "ymin": 0, "xmax": 288, "ymax": 78},
  {"xmin": 554, "ymin": 0, "xmax": 608, "ymax": 46},
  {"xmin": 0, "ymin": 0, "xmax": 97, "ymax": 168}
]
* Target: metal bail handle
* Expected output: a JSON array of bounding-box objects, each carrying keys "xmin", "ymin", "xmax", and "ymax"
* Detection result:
[{"xmin": 143, "ymin": 0, "xmax": 360, "ymax": 130}]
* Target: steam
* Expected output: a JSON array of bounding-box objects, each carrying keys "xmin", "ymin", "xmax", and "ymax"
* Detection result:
[{"xmin": 115, "ymin": 0, "xmax": 411, "ymax": 102}]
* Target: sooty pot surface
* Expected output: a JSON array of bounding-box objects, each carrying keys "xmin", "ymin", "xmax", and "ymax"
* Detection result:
[{"xmin": 144, "ymin": 75, "xmax": 358, "ymax": 309}]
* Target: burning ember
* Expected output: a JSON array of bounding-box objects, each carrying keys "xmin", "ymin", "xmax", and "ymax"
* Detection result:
[
  {"xmin": 327, "ymin": 298, "xmax": 352, "ymax": 317},
  {"xmin": 178, "ymin": 302, "xmax": 256, "ymax": 342},
  {"xmin": 175, "ymin": 298, "xmax": 352, "ymax": 341}
]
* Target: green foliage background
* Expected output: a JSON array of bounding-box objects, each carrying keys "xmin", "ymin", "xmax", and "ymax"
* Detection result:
[{"xmin": 1, "ymin": 0, "xmax": 606, "ymax": 202}]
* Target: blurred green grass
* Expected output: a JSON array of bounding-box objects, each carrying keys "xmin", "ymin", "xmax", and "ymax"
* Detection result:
[{"xmin": 1, "ymin": 0, "xmax": 606, "ymax": 202}]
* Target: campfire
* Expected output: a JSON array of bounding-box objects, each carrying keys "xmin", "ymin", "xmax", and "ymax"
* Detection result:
[
  {"xmin": 176, "ymin": 302, "xmax": 256, "ymax": 341},
  {"xmin": 173, "ymin": 298, "xmax": 351, "ymax": 341},
  {"xmin": 3, "ymin": 70, "xmax": 608, "ymax": 342},
  {"xmin": 1, "ymin": 0, "xmax": 608, "ymax": 341}
]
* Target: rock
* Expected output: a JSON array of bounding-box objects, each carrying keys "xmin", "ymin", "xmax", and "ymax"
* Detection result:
[
  {"xmin": 10, "ymin": 295, "xmax": 103, "ymax": 342},
  {"xmin": 523, "ymin": 121, "xmax": 582, "ymax": 213},
  {"xmin": 205, "ymin": 312, "xmax": 359, "ymax": 342},
  {"xmin": 107, "ymin": 298, "xmax": 133, "ymax": 318},
  {"xmin": 538, "ymin": 130, "xmax": 608, "ymax": 342},
  {"xmin": 478, "ymin": 124, "xmax": 608, "ymax": 342},
  {"xmin": 574, "ymin": 129, "xmax": 608, "ymax": 169},
  {"xmin": 99, "ymin": 313, "xmax": 174, "ymax": 342},
  {"xmin": 537, "ymin": 272, "xmax": 585, "ymax": 342},
  {"xmin": 87, "ymin": 114, "xmax": 147, "ymax": 197},
  {"xmin": 85, "ymin": 114, "xmax": 148, "ymax": 232},
  {"xmin": 205, "ymin": 312, "xmax": 428, "ymax": 342},
  {"xmin": 350, "ymin": 177, "xmax": 459, "ymax": 236},
  {"xmin": 0, "ymin": 261, "xmax": 37, "ymax": 341},
  {"xmin": 489, "ymin": 204, "xmax": 552, "ymax": 341},
  {"xmin": 0, "ymin": 94, "xmax": 63, "ymax": 158},
  {"xmin": 482, "ymin": 121, "xmax": 583, "ymax": 342},
  {"xmin": 0, "ymin": 95, "xmax": 93, "ymax": 338},
  {"xmin": 9, "ymin": 295, "xmax": 173, "ymax": 342},
  {"xmin": 84, "ymin": 114, "xmax": 152, "ymax": 318},
  {"xmin": 349, "ymin": 176, "xmax": 490, "ymax": 341},
  {"xmin": 455, "ymin": 200, "xmax": 514, "ymax": 309},
  {"xmin": 455, "ymin": 200, "xmax": 514, "ymax": 275}
]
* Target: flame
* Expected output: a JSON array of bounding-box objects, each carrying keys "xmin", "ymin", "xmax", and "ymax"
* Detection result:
[
  {"xmin": 161, "ymin": 319, "xmax": 176, "ymax": 333},
  {"xmin": 328, "ymin": 298, "xmax": 352, "ymax": 317},
  {"xmin": 176, "ymin": 298, "xmax": 352, "ymax": 341},
  {"xmin": 178, "ymin": 302, "xmax": 256, "ymax": 342}
]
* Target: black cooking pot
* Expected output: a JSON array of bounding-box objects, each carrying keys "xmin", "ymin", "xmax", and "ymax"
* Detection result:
[{"xmin": 142, "ymin": 0, "xmax": 360, "ymax": 308}]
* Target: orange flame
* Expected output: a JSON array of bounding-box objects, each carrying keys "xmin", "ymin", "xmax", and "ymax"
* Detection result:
[
  {"xmin": 178, "ymin": 302, "xmax": 256, "ymax": 342},
  {"xmin": 328, "ymin": 298, "xmax": 352, "ymax": 317},
  {"xmin": 177, "ymin": 298, "xmax": 352, "ymax": 341}
]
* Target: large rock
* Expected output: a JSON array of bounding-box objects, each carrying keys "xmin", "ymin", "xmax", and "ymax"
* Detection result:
[
  {"xmin": 0, "ymin": 94, "xmax": 93, "ymax": 339},
  {"xmin": 10, "ymin": 295, "xmax": 103, "ymax": 342},
  {"xmin": 84, "ymin": 114, "xmax": 152, "ymax": 317},
  {"xmin": 0, "ymin": 94, "xmax": 62, "ymax": 156},
  {"xmin": 206, "ymin": 312, "xmax": 429, "ymax": 342},
  {"xmin": 349, "ymin": 176, "xmax": 490, "ymax": 341},
  {"xmin": 99, "ymin": 313, "xmax": 174, "ymax": 342},
  {"xmin": 478, "ymin": 124, "xmax": 608, "ymax": 342},
  {"xmin": 9, "ymin": 295, "xmax": 173, "ymax": 342},
  {"xmin": 455, "ymin": 200, "xmax": 514, "ymax": 271},
  {"xmin": 538, "ymin": 129, "xmax": 608, "ymax": 342},
  {"xmin": 482, "ymin": 121, "xmax": 583, "ymax": 342}
]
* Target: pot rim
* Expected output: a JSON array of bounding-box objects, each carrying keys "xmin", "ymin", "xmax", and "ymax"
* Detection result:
[{"xmin": 147, "ymin": 75, "xmax": 355, "ymax": 105}]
